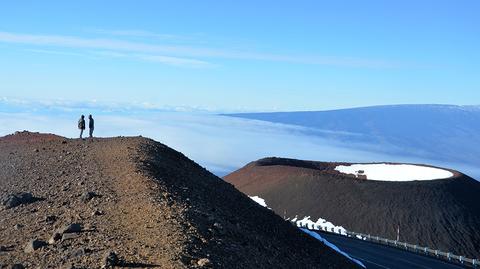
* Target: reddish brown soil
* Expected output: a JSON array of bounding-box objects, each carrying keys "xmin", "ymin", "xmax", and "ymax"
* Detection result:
[
  {"xmin": 0, "ymin": 132, "xmax": 359, "ymax": 268},
  {"xmin": 224, "ymin": 157, "xmax": 480, "ymax": 258}
]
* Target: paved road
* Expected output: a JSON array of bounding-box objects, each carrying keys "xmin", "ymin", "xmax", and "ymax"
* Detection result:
[{"xmin": 318, "ymin": 232, "xmax": 468, "ymax": 269}]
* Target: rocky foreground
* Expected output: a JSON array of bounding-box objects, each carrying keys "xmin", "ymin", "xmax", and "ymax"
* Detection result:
[{"xmin": 0, "ymin": 132, "xmax": 358, "ymax": 268}]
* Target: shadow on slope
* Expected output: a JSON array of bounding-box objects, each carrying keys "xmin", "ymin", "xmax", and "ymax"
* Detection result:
[{"xmin": 136, "ymin": 140, "xmax": 360, "ymax": 268}]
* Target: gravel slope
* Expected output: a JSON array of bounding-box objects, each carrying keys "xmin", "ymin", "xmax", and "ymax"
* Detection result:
[{"xmin": 0, "ymin": 132, "xmax": 358, "ymax": 268}]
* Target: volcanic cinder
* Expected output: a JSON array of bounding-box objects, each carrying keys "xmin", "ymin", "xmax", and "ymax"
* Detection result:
[
  {"xmin": 224, "ymin": 157, "xmax": 480, "ymax": 258},
  {"xmin": 0, "ymin": 132, "xmax": 359, "ymax": 268}
]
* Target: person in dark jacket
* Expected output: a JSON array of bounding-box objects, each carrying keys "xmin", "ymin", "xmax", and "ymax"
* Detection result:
[
  {"xmin": 88, "ymin": 115, "xmax": 94, "ymax": 138},
  {"xmin": 78, "ymin": 115, "xmax": 86, "ymax": 139}
]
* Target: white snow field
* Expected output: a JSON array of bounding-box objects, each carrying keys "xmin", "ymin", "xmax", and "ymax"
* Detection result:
[{"xmin": 335, "ymin": 163, "xmax": 454, "ymax": 181}]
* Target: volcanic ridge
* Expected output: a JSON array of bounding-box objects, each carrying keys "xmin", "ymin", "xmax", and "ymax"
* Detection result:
[
  {"xmin": 224, "ymin": 157, "xmax": 480, "ymax": 258},
  {"xmin": 0, "ymin": 132, "xmax": 359, "ymax": 268}
]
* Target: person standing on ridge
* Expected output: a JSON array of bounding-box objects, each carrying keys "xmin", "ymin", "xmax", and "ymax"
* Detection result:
[
  {"xmin": 88, "ymin": 114, "xmax": 95, "ymax": 138},
  {"xmin": 78, "ymin": 115, "xmax": 86, "ymax": 139}
]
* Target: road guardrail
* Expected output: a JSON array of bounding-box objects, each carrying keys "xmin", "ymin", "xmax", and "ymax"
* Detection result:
[{"xmin": 294, "ymin": 221, "xmax": 478, "ymax": 268}]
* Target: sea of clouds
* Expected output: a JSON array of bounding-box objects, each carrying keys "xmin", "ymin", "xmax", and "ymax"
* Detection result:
[{"xmin": 1, "ymin": 98, "xmax": 478, "ymax": 179}]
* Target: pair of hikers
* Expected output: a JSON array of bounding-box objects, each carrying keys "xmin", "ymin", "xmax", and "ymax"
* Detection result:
[{"xmin": 78, "ymin": 115, "xmax": 94, "ymax": 139}]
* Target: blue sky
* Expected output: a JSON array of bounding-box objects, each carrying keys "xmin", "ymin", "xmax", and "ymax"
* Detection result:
[{"xmin": 0, "ymin": 1, "xmax": 479, "ymax": 111}]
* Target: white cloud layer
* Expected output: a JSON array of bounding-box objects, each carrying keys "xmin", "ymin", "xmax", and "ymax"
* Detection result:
[{"xmin": 1, "ymin": 106, "xmax": 479, "ymax": 180}]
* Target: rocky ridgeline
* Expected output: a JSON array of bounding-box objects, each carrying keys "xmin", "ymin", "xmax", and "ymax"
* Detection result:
[{"xmin": 0, "ymin": 132, "xmax": 358, "ymax": 268}]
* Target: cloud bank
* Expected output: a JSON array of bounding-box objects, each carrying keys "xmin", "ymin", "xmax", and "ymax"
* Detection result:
[{"xmin": 1, "ymin": 102, "xmax": 478, "ymax": 180}]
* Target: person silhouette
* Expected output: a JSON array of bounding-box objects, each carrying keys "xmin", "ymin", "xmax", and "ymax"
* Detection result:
[
  {"xmin": 88, "ymin": 115, "xmax": 95, "ymax": 138},
  {"xmin": 78, "ymin": 115, "xmax": 86, "ymax": 139}
]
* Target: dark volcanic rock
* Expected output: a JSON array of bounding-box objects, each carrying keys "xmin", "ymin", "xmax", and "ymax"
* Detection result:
[
  {"xmin": 58, "ymin": 223, "xmax": 82, "ymax": 234},
  {"xmin": 91, "ymin": 209, "xmax": 103, "ymax": 216},
  {"xmin": 1, "ymin": 192, "xmax": 36, "ymax": 209},
  {"xmin": 24, "ymin": 239, "xmax": 47, "ymax": 253},
  {"xmin": 102, "ymin": 251, "xmax": 119, "ymax": 268},
  {"xmin": 80, "ymin": 191, "xmax": 96, "ymax": 202},
  {"xmin": 48, "ymin": 232, "xmax": 62, "ymax": 245},
  {"xmin": 45, "ymin": 215, "xmax": 57, "ymax": 224}
]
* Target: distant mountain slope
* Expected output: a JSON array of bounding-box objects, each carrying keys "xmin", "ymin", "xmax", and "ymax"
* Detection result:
[
  {"xmin": 225, "ymin": 104, "xmax": 480, "ymax": 169},
  {"xmin": 224, "ymin": 157, "xmax": 480, "ymax": 258},
  {"xmin": 0, "ymin": 132, "xmax": 359, "ymax": 268}
]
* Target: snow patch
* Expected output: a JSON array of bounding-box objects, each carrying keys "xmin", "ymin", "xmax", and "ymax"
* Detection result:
[
  {"xmin": 301, "ymin": 228, "xmax": 365, "ymax": 268},
  {"xmin": 249, "ymin": 196, "xmax": 270, "ymax": 209},
  {"xmin": 356, "ymin": 235, "xmax": 366, "ymax": 240},
  {"xmin": 335, "ymin": 163, "xmax": 454, "ymax": 181},
  {"xmin": 251, "ymin": 197, "xmax": 347, "ymax": 236},
  {"xmin": 294, "ymin": 216, "xmax": 347, "ymax": 236}
]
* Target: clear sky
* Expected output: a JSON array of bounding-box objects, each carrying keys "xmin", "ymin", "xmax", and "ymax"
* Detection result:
[{"xmin": 0, "ymin": 1, "xmax": 478, "ymax": 111}]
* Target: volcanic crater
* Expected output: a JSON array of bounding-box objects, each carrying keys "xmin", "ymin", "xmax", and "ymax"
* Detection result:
[{"xmin": 225, "ymin": 157, "xmax": 480, "ymax": 258}]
